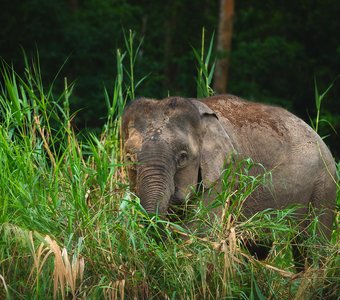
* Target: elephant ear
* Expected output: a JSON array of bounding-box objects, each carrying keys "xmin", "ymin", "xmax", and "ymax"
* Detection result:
[{"xmin": 191, "ymin": 100, "xmax": 235, "ymax": 187}]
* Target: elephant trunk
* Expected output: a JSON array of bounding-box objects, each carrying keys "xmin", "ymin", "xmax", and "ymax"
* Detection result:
[{"xmin": 136, "ymin": 141, "xmax": 175, "ymax": 214}]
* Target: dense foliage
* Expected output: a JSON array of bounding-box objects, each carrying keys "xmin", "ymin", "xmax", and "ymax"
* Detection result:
[{"xmin": 0, "ymin": 0, "xmax": 339, "ymax": 156}]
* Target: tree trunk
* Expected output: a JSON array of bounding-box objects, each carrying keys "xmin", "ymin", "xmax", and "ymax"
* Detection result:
[
  {"xmin": 68, "ymin": 0, "xmax": 79, "ymax": 13},
  {"xmin": 213, "ymin": 0, "xmax": 234, "ymax": 94}
]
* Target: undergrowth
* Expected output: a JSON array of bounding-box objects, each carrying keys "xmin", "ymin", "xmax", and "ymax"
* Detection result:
[{"xmin": 0, "ymin": 31, "xmax": 339, "ymax": 299}]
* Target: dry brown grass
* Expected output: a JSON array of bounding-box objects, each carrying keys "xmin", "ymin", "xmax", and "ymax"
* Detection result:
[
  {"xmin": 28, "ymin": 233, "xmax": 85, "ymax": 300},
  {"xmin": 104, "ymin": 279, "xmax": 126, "ymax": 300}
]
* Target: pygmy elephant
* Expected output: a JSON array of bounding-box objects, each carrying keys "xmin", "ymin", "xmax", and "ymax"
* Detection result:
[{"xmin": 122, "ymin": 94, "xmax": 336, "ymax": 270}]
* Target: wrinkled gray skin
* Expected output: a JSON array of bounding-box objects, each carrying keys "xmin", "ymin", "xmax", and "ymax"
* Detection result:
[{"xmin": 122, "ymin": 95, "xmax": 336, "ymax": 270}]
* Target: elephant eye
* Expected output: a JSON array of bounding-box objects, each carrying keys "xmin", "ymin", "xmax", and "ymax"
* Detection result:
[
  {"xmin": 125, "ymin": 153, "xmax": 133, "ymax": 162},
  {"xmin": 176, "ymin": 150, "xmax": 188, "ymax": 167},
  {"xmin": 125, "ymin": 152, "xmax": 137, "ymax": 169}
]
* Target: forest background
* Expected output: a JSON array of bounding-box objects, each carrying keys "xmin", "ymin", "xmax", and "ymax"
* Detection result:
[
  {"xmin": 1, "ymin": 0, "xmax": 339, "ymax": 157},
  {"xmin": 0, "ymin": 1, "xmax": 339, "ymax": 298}
]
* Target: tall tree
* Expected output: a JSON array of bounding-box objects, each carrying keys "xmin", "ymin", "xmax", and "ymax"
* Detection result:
[{"xmin": 213, "ymin": 0, "xmax": 234, "ymax": 94}]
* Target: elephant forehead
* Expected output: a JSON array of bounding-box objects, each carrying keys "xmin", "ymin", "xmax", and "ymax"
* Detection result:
[
  {"xmin": 144, "ymin": 127, "xmax": 200, "ymax": 158},
  {"xmin": 126, "ymin": 123, "xmax": 171, "ymax": 147},
  {"xmin": 125, "ymin": 107, "xmax": 200, "ymax": 145}
]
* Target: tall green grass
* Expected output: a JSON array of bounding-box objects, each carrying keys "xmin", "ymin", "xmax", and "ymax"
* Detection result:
[
  {"xmin": 0, "ymin": 33, "xmax": 339, "ymax": 299},
  {"xmin": 193, "ymin": 28, "xmax": 216, "ymax": 98}
]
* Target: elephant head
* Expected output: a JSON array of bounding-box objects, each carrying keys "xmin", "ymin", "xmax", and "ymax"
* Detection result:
[{"xmin": 122, "ymin": 97, "xmax": 234, "ymax": 214}]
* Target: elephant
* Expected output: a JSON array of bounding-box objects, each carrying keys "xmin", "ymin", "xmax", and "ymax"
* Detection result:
[{"xmin": 122, "ymin": 94, "xmax": 336, "ymax": 271}]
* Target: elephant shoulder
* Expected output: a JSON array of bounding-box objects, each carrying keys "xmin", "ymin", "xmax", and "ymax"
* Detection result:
[{"xmin": 201, "ymin": 95, "xmax": 335, "ymax": 163}]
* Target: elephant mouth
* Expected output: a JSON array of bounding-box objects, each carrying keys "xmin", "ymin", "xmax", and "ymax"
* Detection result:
[
  {"xmin": 170, "ymin": 193, "xmax": 182, "ymax": 205},
  {"xmin": 170, "ymin": 185, "xmax": 198, "ymax": 207}
]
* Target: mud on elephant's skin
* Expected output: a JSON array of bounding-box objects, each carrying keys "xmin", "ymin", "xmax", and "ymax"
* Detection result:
[{"xmin": 122, "ymin": 94, "xmax": 337, "ymax": 271}]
